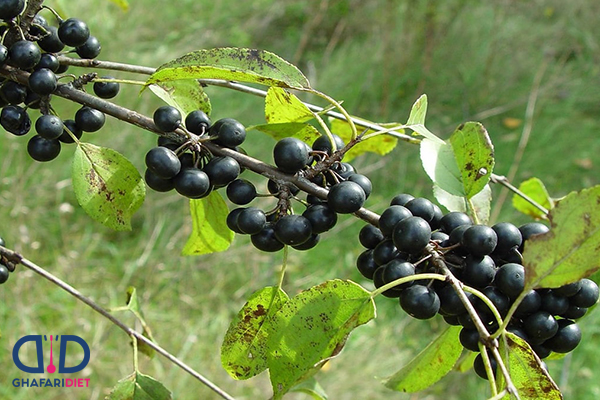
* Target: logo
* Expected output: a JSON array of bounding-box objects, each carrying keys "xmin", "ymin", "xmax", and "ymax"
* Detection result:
[{"xmin": 12, "ymin": 335, "xmax": 91, "ymax": 388}]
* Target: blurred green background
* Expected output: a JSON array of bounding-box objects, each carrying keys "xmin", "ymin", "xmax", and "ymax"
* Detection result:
[{"xmin": 1, "ymin": 0, "xmax": 599, "ymax": 399}]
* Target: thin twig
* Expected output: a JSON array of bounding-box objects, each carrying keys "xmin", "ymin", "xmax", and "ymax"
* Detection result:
[
  {"xmin": 0, "ymin": 246, "xmax": 236, "ymax": 400},
  {"xmin": 490, "ymin": 174, "xmax": 549, "ymax": 217}
]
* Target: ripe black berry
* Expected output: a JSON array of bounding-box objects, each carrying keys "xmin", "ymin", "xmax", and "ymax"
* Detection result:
[
  {"xmin": 493, "ymin": 263, "xmax": 525, "ymax": 299},
  {"xmin": 523, "ymin": 311, "xmax": 558, "ymax": 343},
  {"xmin": 404, "ymin": 197, "xmax": 435, "ymax": 222},
  {"xmin": 399, "ymin": 284, "xmax": 440, "ymax": 319},
  {"xmin": 274, "ymin": 214, "xmax": 312, "ymax": 246},
  {"xmin": 27, "ymin": 135, "xmax": 61, "ymax": 162},
  {"xmin": 226, "ymin": 179, "xmax": 256, "ymax": 205},
  {"xmin": 144, "ymin": 169, "xmax": 174, "ymax": 192},
  {"xmin": 173, "ymin": 168, "xmax": 211, "ymax": 198},
  {"xmin": 145, "ymin": 147, "xmax": 181, "ymax": 179},
  {"xmin": 0, "ymin": 44, "xmax": 8, "ymax": 65},
  {"xmin": 390, "ymin": 193, "xmax": 414, "ymax": 207},
  {"xmin": 569, "ymin": 278, "xmax": 599, "ymax": 308},
  {"xmin": 461, "ymin": 225, "xmax": 497, "ymax": 256},
  {"xmin": 37, "ymin": 26, "xmax": 65, "ymax": 53},
  {"xmin": 58, "ymin": 18, "xmax": 90, "ymax": 47},
  {"xmin": 302, "ymin": 204, "xmax": 337, "ymax": 233},
  {"xmin": 1, "ymin": 104, "xmax": 30, "ymax": 135},
  {"xmin": 462, "ymin": 255, "xmax": 496, "ymax": 289},
  {"xmin": 347, "ymin": 174, "xmax": 372, "ymax": 198},
  {"xmin": 0, "ymin": 263, "xmax": 9, "ymax": 284},
  {"xmin": 544, "ymin": 319, "xmax": 581, "ymax": 353},
  {"xmin": 459, "ymin": 328, "xmax": 480, "ymax": 352},
  {"xmin": 440, "ymin": 211, "xmax": 473, "ymax": 234},
  {"xmin": 438, "ymin": 284, "xmax": 472, "ymax": 316},
  {"xmin": 153, "ymin": 106, "xmax": 182, "ymax": 132},
  {"xmin": 378, "ymin": 205, "xmax": 412, "ymax": 237},
  {"xmin": 473, "ymin": 351, "xmax": 496, "ymax": 380},
  {"xmin": 28, "ymin": 68, "xmax": 57, "ymax": 96},
  {"xmin": 518, "ymin": 222, "xmax": 550, "ymax": 251},
  {"xmin": 312, "ymin": 134, "xmax": 344, "ymax": 155},
  {"xmin": 0, "ymin": 0, "xmax": 25, "ymax": 20},
  {"xmin": 226, "ymin": 208, "xmax": 244, "ymax": 234},
  {"xmin": 392, "ymin": 216, "xmax": 431, "ymax": 254},
  {"xmin": 1, "ymin": 80, "xmax": 28, "ymax": 104},
  {"xmin": 539, "ymin": 290, "xmax": 569, "ymax": 315},
  {"xmin": 372, "ymin": 239, "xmax": 401, "ymax": 266},
  {"xmin": 75, "ymin": 35, "xmax": 101, "ymax": 59},
  {"xmin": 491, "ymin": 222, "xmax": 522, "ymax": 253},
  {"xmin": 35, "ymin": 115, "xmax": 63, "ymax": 139},
  {"xmin": 273, "ymin": 137, "xmax": 310, "ymax": 173},
  {"xmin": 358, "ymin": 224, "xmax": 384, "ymax": 249},
  {"xmin": 356, "ymin": 249, "xmax": 378, "ymax": 279},
  {"xmin": 327, "ymin": 181, "xmax": 366, "ymax": 214},
  {"xmin": 514, "ymin": 289, "xmax": 541, "ymax": 317},
  {"xmin": 185, "ymin": 110, "xmax": 211, "ymax": 135},
  {"xmin": 251, "ymin": 224, "xmax": 284, "ymax": 252},
  {"xmin": 8, "ymin": 40, "xmax": 41, "ymax": 69},
  {"xmin": 210, "ymin": 118, "xmax": 246, "ymax": 148},
  {"xmin": 35, "ymin": 53, "xmax": 60, "ymax": 72},
  {"xmin": 236, "ymin": 207, "xmax": 267, "ymax": 235},
  {"xmin": 93, "ymin": 77, "xmax": 120, "ymax": 99},
  {"xmin": 203, "ymin": 156, "xmax": 240, "ymax": 187},
  {"xmin": 58, "ymin": 119, "xmax": 83, "ymax": 143},
  {"xmin": 381, "ymin": 259, "xmax": 415, "ymax": 292}
]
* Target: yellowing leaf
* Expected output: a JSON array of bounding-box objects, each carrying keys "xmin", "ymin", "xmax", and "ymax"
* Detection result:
[
  {"xmin": 512, "ymin": 177, "xmax": 553, "ymax": 219},
  {"xmin": 330, "ymin": 118, "xmax": 399, "ymax": 162},
  {"xmin": 265, "ymin": 87, "xmax": 313, "ymax": 123},
  {"xmin": 149, "ymin": 79, "xmax": 211, "ymax": 117}
]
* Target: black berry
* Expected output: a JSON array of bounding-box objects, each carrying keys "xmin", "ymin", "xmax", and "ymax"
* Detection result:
[{"xmin": 58, "ymin": 18, "xmax": 90, "ymax": 47}]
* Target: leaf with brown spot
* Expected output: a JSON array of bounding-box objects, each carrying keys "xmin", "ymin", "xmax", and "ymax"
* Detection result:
[
  {"xmin": 523, "ymin": 185, "xmax": 600, "ymax": 289},
  {"xmin": 221, "ymin": 286, "xmax": 289, "ymax": 380},
  {"xmin": 72, "ymin": 143, "xmax": 145, "ymax": 231},
  {"xmin": 265, "ymin": 280, "xmax": 375, "ymax": 399},
  {"xmin": 146, "ymin": 48, "xmax": 310, "ymax": 89}
]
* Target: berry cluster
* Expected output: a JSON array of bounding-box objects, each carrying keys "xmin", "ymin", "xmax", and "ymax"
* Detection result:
[
  {"xmin": 356, "ymin": 196, "xmax": 599, "ymax": 379},
  {"xmin": 0, "ymin": 4, "xmax": 114, "ymax": 161},
  {"xmin": 226, "ymin": 134, "xmax": 370, "ymax": 252},
  {"xmin": 145, "ymin": 106, "xmax": 246, "ymax": 200},
  {"xmin": 0, "ymin": 236, "xmax": 11, "ymax": 284}
]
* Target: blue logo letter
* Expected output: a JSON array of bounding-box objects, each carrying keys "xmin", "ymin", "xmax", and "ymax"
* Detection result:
[
  {"xmin": 58, "ymin": 335, "xmax": 90, "ymax": 373},
  {"xmin": 13, "ymin": 335, "xmax": 44, "ymax": 373}
]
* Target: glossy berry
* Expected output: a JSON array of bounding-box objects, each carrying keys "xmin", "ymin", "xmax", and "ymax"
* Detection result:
[
  {"xmin": 35, "ymin": 115, "xmax": 63, "ymax": 139},
  {"xmin": 327, "ymin": 181, "xmax": 366, "ymax": 214},
  {"xmin": 494, "ymin": 263, "xmax": 525, "ymax": 299},
  {"xmin": 312, "ymin": 134, "xmax": 344, "ymax": 155},
  {"xmin": 389, "ymin": 193, "xmax": 414, "ymax": 207},
  {"xmin": 27, "ymin": 135, "xmax": 61, "ymax": 161},
  {"xmin": 356, "ymin": 249, "xmax": 378, "ymax": 279},
  {"xmin": 8, "ymin": 40, "xmax": 41, "ymax": 69},
  {"xmin": 459, "ymin": 328, "xmax": 480, "ymax": 352},
  {"xmin": 145, "ymin": 146, "xmax": 181, "ymax": 179},
  {"xmin": 514, "ymin": 290, "xmax": 541, "ymax": 317},
  {"xmin": 430, "ymin": 204, "xmax": 443, "ymax": 230},
  {"xmin": 173, "ymin": 168, "xmax": 211, "ymax": 198},
  {"xmin": 251, "ymin": 224, "xmax": 284, "ymax": 252},
  {"xmin": 440, "ymin": 211, "xmax": 473, "ymax": 234},
  {"xmin": 0, "ymin": 0, "xmax": 25, "ymax": 20},
  {"xmin": 438, "ymin": 285, "xmax": 471, "ymax": 316},
  {"xmin": 93, "ymin": 76, "xmax": 120, "ymax": 99},
  {"xmin": 473, "ymin": 352, "xmax": 496, "ymax": 380},
  {"xmin": 491, "ymin": 222, "xmax": 522, "ymax": 253},
  {"xmin": 378, "ymin": 205, "xmax": 412, "ymax": 237},
  {"xmin": 273, "ymin": 137, "xmax": 310, "ymax": 173},
  {"xmin": 153, "ymin": 106, "xmax": 182, "ymax": 132},
  {"xmin": 203, "ymin": 156, "xmax": 240, "ymax": 187},
  {"xmin": 226, "ymin": 179, "xmax": 256, "ymax": 205},
  {"xmin": 1, "ymin": 80, "xmax": 28, "ymax": 104},
  {"xmin": 545, "ymin": 319, "xmax": 581, "ymax": 353},
  {"xmin": 1, "ymin": 104, "xmax": 30, "ymax": 135},
  {"xmin": 292, "ymin": 234, "xmax": 320, "ymax": 251},
  {"xmin": 539, "ymin": 290, "xmax": 569, "ymax": 315},
  {"xmin": 347, "ymin": 174, "xmax": 372, "ymax": 198},
  {"xmin": 0, "ymin": 44, "xmax": 7, "ymax": 65},
  {"xmin": 372, "ymin": 239, "xmax": 401, "ymax": 266},
  {"xmin": 185, "ymin": 110, "xmax": 211, "ymax": 135},
  {"xmin": 236, "ymin": 207, "xmax": 267, "ymax": 235},
  {"xmin": 58, "ymin": 119, "xmax": 82, "ymax": 143},
  {"xmin": 37, "ymin": 26, "xmax": 65, "ymax": 53},
  {"xmin": 302, "ymin": 204, "xmax": 337, "ymax": 233},
  {"xmin": 35, "ymin": 53, "xmax": 60, "ymax": 72},
  {"xmin": 462, "ymin": 255, "xmax": 496, "ymax": 288},
  {"xmin": 75, "ymin": 35, "xmax": 101, "ymax": 59},
  {"xmin": 226, "ymin": 208, "xmax": 244, "ymax": 234},
  {"xmin": 399, "ymin": 284, "xmax": 440, "ymax": 319},
  {"xmin": 274, "ymin": 214, "xmax": 313, "ymax": 246},
  {"xmin": 358, "ymin": 224, "xmax": 384, "ymax": 249},
  {"xmin": 381, "ymin": 259, "xmax": 415, "ymax": 292},
  {"xmin": 570, "ymin": 278, "xmax": 599, "ymax": 308},
  {"xmin": 519, "ymin": 222, "xmax": 550, "ymax": 251},
  {"xmin": 58, "ymin": 18, "xmax": 90, "ymax": 47},
  {"xmin": 27, "ymin": 68, "xmax": 57, "ymax": 96},
  {"xmin": 0, "ymin": 263, "xmax": 9, "ymax": 284},
  {"xmin": 523, "ymin": 311, "xmax": 558, "ymax": 343},
  {"xmin": 210, "ymin": 118, "xmax": 246, "ymax": 148},
  {"xmin": 475, "ymin": 286, "xmax": 510, "ymax": 316},
  {"xmin": 553, "ymin": 281, "xmax": 583, "ymax": 297},
  {"xmin": 392, "ymin": 216, "xmax": 431, "ymax": 254},
  {"xmin": 404, "ymin": 197, "xmax": 435, "ymax": 222},
  {"xmin": 461, "ymin": 225, "xmax": 497, "ymax": 256},
  {"xmin": 144, "ymin": 169, "xmax": 174, "ymax": 192}
]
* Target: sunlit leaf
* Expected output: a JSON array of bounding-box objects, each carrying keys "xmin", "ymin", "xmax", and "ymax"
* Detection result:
[
  {"xmin": 221, "ymin": 286, "xmax": 289, "ymax": 380},
  {"xmin": 384, "ymin": 326, "xmax": 462, "ymax": 392},
  {"xmin": 250, "ymin": 122, "xmax": 320, "ymax": 143},
  {"xmin": 265, "ymin": 87, "xmax": 313, "ymax": 123},
  {"xmin": 146, "ymin": 48, "xmax": 310, "ymax": 89},
  {"xmin": 512, "ymin": 177, "xmax": 553, "ymax": 219},
  {"xmin": 331, "ymin": 118, "xmax": 399, "ymax": 162},
  {"xmin": 107, "ymin": 372, "xmax": 172, "ymax": 400},
  {"xmin": 149, "ymin": 80, "xmax": 211, "ymax": 117},
  {"xmin": 266, "ymin": 280, "xmax": 375, "ymax": 399},
  {"xmin": 523, "ymin": 185, "xmax": 600, "ymax": 289},
  {"xmin": 72, "ymin": 143, "xmax": 145, "ymax": 231},
  {"xmin": 125, "ymin": 287, "xmax": 155, "ymax": 358},
  {"xmin": 182, "ymin": 192, "xmax": 234, "ymax": 256},
  {"xmin": 404, "ymin": 94, "xmax": 444, "ymax": 143}
]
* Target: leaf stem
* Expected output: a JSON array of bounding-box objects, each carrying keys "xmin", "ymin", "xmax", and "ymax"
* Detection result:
[
  {"xmin": 132, "ymin": 334, "xmax": 139, "ymax": 372},
  {"xmin": 370, "ymin": 272, "xmax": 446, "ymax": 298},
  {"xmin": 462, "ymin": 285, "xmax": 503, "ymax": 327},
  {"xmin": 490, "ymin": 174, "xmax": 549, "ymax": 218},
  {"xmin": 0, "ymin": 245, "xmax": 237, "ymax": 400},
  {"xmin": 277, "ymin": 246, "xmax": 289, "ymax": 290},
  {"xmin": 478, "ymin": 344, "xmax": 498, "ymax": 396}
]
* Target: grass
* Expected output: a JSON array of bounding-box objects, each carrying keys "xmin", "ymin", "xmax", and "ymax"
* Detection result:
[{"xmin": 0, "ymin": 0, "xmax": 599, "ymax": 399}]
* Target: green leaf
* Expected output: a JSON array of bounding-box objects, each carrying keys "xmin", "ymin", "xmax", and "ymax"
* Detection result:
[
  {"xmin": 290, "ymin": 377, "xmax": 329, "ymax": 400},
  {"xmin": 149, "ymin": 80, "xmax": 211, "ymax": 117},
  {"xmin": 330, "ymin": 118, "xmax": 399, "ymax": 162},
  {"xmin": 266, "ymin": 279, "xmax": 375, "ymax": 399},
  {"xmin": 107, "ymin": 372, "xmax": 172, "ymax": 400},
  {"xmin": 383, "ymin": 326, "xmax": 462, "ymax": 392},
  {"xmin": 221, "ymin": 286, "xmax": 289, "ymax": 380},
  {"xmin": 512, "ymin": 177, "xmax": 554, "ymax": 219},
  {"xmin": 72, "ymin": 143, "xmax": 145, "ymax": 231},
  {"xmin": 107, "ymin": 0, "xmax": 129, "ymax": 11},
  {"xmin": 497, "ymin": 333, "xmax": 562, "ymax": 399},
  {"xmin": 125, "ymin": 287, "xmax": 155, "ymax": 358},
  {"xmin": 181, "ymin": 192, "xmax": 234, "ymax": 256},
  {"xmin": 434, "ymin": 184, "xmax": 492, "ymax": 224},
  {"xmin": 404, "ymin": 94, "xmax": 443, "ymax": 143},
  {"xmin": 421, "ymin": 122, "xmax": 494, "ymax": 199},
  {"xmin": 250, "ymin": 122, "xmax": 321, "ymax": 144},
  {"xmin": 523, "ymin": 185, "xmax": 600, "ymax": 289},
  {"xmin": 146, "ymin": 48, "xmax": 310, "ymax": 89},
  {"xmin": 265, "ymin": 87, "xmax": 314, "ymax": 123}
]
